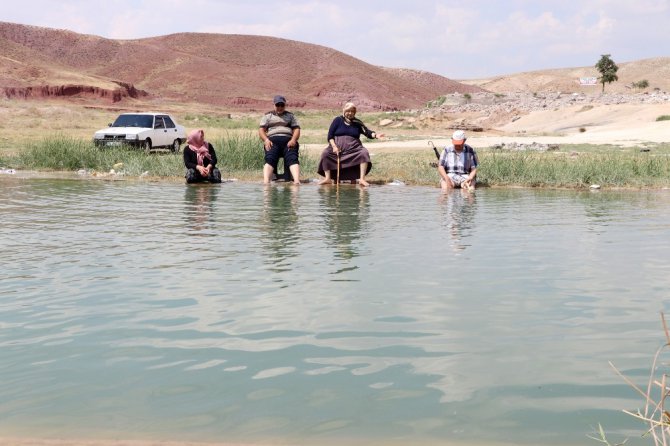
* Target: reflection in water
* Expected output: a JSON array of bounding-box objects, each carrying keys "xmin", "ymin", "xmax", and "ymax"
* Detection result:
[
  {"xmin": 2, "ymin": 179, "xmax": 670, "ymax": 446},
  {"xmin": 260, "ymin": 184, "xmax": 299, "ymax": 272},
  {"xmin": 183, "ymin": 184, "xmax": 219, "ymax": 235},
  {"xmin": 318, "ymin": 186, "xmax": 370, "ymax": 267},
  {"xmin": 439, "ymin": 189, "xmax": 477, "ymax": 253}
]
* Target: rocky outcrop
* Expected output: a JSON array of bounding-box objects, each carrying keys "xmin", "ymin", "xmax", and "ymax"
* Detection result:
[
  {"xmin": 2, "ymin": 82, "xmax": 148, "ymax": 102},
  {"xmin": 416, "ymin": 91, "xmax": 670, "ymax": 131}
]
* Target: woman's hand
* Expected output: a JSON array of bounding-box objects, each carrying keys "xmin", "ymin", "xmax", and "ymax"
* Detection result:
[
  {"xmin": 197, "ymin": 165, "xmax": 209, "ymax": 176},
  {"xmin": 332, "ymin": 145, "xmax": 340, "ymax": 155},
  {"xmin": 263, "ymin": 139, "xmax": 273, "ymax": 150}
]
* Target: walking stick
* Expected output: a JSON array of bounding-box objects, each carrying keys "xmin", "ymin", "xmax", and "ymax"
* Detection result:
[{"xmin": 336, "ymin": 153, "xmax": 340, "ymax": 189}]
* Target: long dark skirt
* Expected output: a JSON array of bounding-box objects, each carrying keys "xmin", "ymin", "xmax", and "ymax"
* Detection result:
[{"xmin": 317, "ymin": 135, "xmax": 372, "ymax": 181}]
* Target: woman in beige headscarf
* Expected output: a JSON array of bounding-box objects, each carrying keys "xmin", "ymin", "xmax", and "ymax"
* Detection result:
[{"xmin": 317, "ymin": 102, "xmax": 383, "ymax": 187}]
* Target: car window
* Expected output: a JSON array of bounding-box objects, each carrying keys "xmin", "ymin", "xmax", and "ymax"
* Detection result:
[
  {"xmin": 154, "ymin": 117, "xmax": 165, "ymax": 129},
  {"xmin": 112, "ymin": 114, "xmax": 153, "ymax": 128},
  {"xmin": 162, "ymin": 116, "xmax": 176, "ymax": 129}
]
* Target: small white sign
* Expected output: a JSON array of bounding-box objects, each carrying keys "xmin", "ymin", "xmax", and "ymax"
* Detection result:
[{"xmin": 579, "ymin": 77, "xmax": 597, "ymax": 86}]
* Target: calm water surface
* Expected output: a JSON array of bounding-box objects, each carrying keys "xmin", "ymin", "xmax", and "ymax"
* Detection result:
[{"xmin": 1, "ymin": 177, "xmax": 669, "ymax": 446}]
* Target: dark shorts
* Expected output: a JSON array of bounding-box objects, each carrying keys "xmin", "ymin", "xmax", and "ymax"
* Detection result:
[{"xmin": 264, "ymin": 135, "xmax": 299, "ymax": 170}]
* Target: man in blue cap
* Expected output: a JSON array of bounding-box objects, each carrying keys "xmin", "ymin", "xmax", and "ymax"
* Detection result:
[{"xmin": 259, "ymin": 95, "xmax": 301, "ymax": 184}]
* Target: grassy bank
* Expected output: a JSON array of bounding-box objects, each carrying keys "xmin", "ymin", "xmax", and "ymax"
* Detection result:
[
  {"xmin": 2, "ymin": 134, "xmax": 670, "ymax": 188},
  {"xmin": 2, "ymin": 133, "xmax": 318, "ymax": 180}
]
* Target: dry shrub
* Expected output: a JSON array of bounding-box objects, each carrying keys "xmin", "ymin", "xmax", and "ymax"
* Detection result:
[{"xmin": 609, "ymin": 313, "xmax": 670, "ymax": 445}]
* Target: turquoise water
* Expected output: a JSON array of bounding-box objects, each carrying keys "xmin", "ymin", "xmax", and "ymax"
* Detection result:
[{"xmin": 1, "ymin": 177, "xmax": 669, "ymax": 446}]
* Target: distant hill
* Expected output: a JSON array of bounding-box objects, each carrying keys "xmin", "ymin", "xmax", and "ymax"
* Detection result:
[
  {"xmin": 0, "ymin": 21, "xmax": 482, "ymax": 110},
  {"xmin": 460, "ymin": 57, "xmax": 670, "ymax": 94}
]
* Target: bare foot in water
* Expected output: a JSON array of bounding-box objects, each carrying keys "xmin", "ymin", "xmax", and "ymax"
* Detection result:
[
  {"xmin": 358, "ymin": 179, "xmax": 369, "ymax": 187},
  {"xmin": 318, "ymin": 178, "xmax": 333, "ymax": 185}
]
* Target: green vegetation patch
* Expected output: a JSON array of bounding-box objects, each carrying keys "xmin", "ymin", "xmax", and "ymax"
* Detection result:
[
  {"xmin": 480, "ymin": 149, "xmax": 670, "ymax": 188},
  {"xmin": 9, "ymin": 133, "xmax": 317, "ymax": 179},
  {"xmin": 5, "ymin": 135, "xmax": 670, "ymax": 189}
]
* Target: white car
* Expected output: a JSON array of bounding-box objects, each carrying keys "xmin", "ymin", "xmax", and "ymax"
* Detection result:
[{"xmin": 93, "ymin": 113, "xmax": 186, "ymax": 152}]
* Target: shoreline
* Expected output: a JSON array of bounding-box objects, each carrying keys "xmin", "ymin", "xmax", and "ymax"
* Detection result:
[{"xmin": 2, "ymin": 169, "xmax": 670, "ymax": 191}]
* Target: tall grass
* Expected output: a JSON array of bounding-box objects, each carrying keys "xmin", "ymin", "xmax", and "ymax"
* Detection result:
[
  {"xmin": 16, "ymin": 135, "xmax": 183, "ymax": 176},
  {"xmin": 368, "ymin": 151, "xmax": 437, "ymax": 184},
  {"xmin": 11, "ymin": 133, "xmax": 318, "ymax": 179},
  {"xmin": 368, "ymin": 149, "xmax": 670, "ymax": 188},
  {"xmin": 480, "ymin": 150, "xmax": 670, "ymax": 188},
  {"xmin": 7, "ymin": 134, "xmax": 670, "ymax": 187},
  {"xmin": 213, "ymin": 132, "xmax": 317, "ymax": 176}
]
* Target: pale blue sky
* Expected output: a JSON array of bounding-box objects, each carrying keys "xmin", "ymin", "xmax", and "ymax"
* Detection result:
[{"xmin": 3, "ymin": 0, "xmax": 669, "ymax": 79}]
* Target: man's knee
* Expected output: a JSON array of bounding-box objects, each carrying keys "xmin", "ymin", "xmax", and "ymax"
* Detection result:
[{"xmin": 441, "ymin": 178, "xmax": 454, "ymax": 189}]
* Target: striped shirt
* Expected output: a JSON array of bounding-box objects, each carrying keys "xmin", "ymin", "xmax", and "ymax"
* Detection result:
[{"xmin": 259, "ymin": 111, "xmax": 300, "ymax": 138}]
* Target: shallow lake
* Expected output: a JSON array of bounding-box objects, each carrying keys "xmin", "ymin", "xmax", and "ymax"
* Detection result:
[{"xmin": 1, "ymin": 177, "xmax": 669, "ymax": 446}]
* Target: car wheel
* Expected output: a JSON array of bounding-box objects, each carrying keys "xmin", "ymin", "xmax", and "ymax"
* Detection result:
[
  {"xmin": 143, "ymin": 139, "xmax": 152, "ymax": 153},
  {"xmin": 172, "ymin": 139, "xmax": 181, "ymax": 152}
]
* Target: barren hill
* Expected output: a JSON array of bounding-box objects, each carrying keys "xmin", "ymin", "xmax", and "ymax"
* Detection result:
[
  {"xmin": 0, "ymin": 21, "xmax": 482, "ymax": 110},
  {"xmin": 461, "ymin": 57, "xmax": 670, "ymax": 94}
]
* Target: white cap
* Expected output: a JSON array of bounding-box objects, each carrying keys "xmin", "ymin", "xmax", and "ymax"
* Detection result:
[{"xmin": 452, "ymin": 130, "xmax": 466, "ymax": 143}]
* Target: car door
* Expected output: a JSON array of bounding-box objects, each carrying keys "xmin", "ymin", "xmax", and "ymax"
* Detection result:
[
  {"xmin": 153, "ymin": 116, "xmax": 169, "ymax": 147},
  {"xmin": 162, "ymin": 115, "xmax": 182, "ymax": 144}
]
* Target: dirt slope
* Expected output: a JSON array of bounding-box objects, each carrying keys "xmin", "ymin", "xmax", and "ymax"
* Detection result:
[
  {"xmin": 461, "ymin": 57, "xmax": 670, "ymax": 94},
  {"xmin": 0, "ymin": 21, "xmax": 481, "ymax": 110}
]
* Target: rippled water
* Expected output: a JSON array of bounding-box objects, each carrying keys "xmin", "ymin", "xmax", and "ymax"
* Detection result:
[{"xmin": 1, "ymin": 177, "xmax": 669, "ymax": 446}]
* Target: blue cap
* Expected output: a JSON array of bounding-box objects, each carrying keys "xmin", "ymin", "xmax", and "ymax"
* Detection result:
[{"xmin": 273, "ymin": 95, "xmax": 286, "ymax": 105}]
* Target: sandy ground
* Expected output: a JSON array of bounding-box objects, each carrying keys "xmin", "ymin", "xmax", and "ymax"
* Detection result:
[{"xmin": 301, "ymin": 102, "xmax": 670, "ymax": 154}]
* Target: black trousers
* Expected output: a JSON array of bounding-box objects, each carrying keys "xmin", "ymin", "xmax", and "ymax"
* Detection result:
[{"xmin": 186, "ymin": 167, "xmax": 222, "ymax": 184}]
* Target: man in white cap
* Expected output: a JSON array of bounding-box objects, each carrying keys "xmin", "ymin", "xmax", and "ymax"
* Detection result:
[{"xmin": 437, "ymin": 129, "xmax": 478, "ymax": 190}]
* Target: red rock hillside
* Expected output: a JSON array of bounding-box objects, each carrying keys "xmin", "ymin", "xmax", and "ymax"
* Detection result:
[{"xmin": 0, "ymin": 21, "xmax": 483, "ymax": 110}]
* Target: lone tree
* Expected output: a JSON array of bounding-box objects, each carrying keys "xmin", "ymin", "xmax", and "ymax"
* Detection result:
[{"xmin": 595, "ymin": 54, "xmax": 619, "ymax": 92}]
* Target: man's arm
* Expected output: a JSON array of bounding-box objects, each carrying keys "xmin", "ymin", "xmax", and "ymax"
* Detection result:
[
  {"xmin": 437, "ymin": 164, "xmax": 450, "ymax": 183},
  {"xmin": 288, "ymin": 128, "xmax": 300, "ymax": 148},
  {"xmin": 259, "ymin": 127, "xmax": 272, "ymax": 150}
]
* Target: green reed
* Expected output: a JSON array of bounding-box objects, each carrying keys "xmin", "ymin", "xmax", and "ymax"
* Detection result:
[
  {"xmin": 8, "ymin": 135, "xmax": 670, "ymax": 188},
  {"xmin": 368, "ymin": 151, "xmax": 438, "ymax": 185},
  {"xmin": 12, "ymin": 133, "xmax": 318, "ymax": 179},
  {"xmin": 481, "ymin": 150, "xmax": 670, "ymax": 188},
  {"xmin": 15, "ymin": 134, "xmax": 183, "ymax": 176},
  {"xmin": 213, "ymin": 132, "xmax": 317, "ymax": 177}
]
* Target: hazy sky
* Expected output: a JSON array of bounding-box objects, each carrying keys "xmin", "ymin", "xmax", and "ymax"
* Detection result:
[{"xmin": 3, "ymin": 0, "xmax": 669, "ymax": 79}]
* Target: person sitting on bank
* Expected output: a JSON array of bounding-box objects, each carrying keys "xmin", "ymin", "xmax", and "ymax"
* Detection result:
[
  {"xmin": 438, "ymin": 130, "xmax": 478, "ymax": 191},
  {"xmin": 183, "ymin": 129, "xmax": 222, "ymax": 184},
  {"xmin": 317, "ymin": 102, "xmax": 383, "ymax": 187},
  {"xmin": 259, "ymin": 95, "xmax": 301, "ymax": 184}
]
